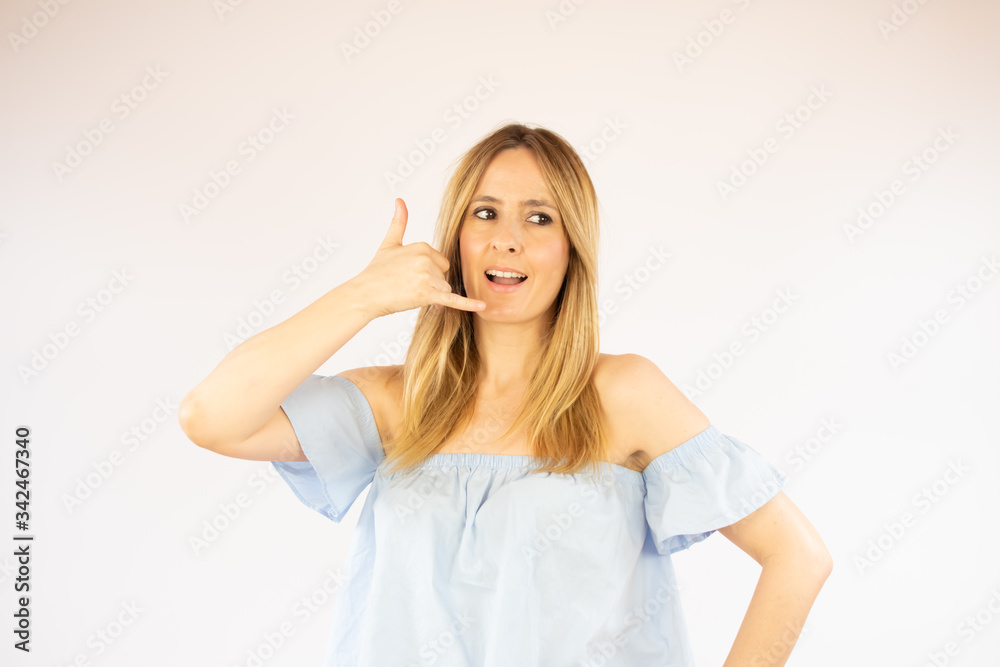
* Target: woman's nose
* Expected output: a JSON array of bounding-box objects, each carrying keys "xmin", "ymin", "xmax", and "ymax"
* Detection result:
[
  {"xmin": 492, "ymin": 238, "xmax": 517, "ymax": 253},
  {"xmin": 490, "ymin": 218, "xmax": 520, "ymax": 253}
]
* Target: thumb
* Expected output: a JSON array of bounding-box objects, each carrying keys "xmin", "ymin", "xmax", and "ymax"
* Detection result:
[{"xmin": 379, "ymin": 198, "xmax": 408, "ymax": 249}]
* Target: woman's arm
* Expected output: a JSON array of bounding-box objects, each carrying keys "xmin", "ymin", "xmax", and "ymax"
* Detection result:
[
  {"xmin": 718, "ymin": 493, "xmax": 833, "ymax": 667},
  {"xmin": 178, "ymin": 198, "xmax": 485, "ymax": 458},
  {"xmin": 604, "ymin": 352, "xmax": 831, "ymax": 665},
  {"xmin": 178, "ymin": 280, "xmax": 375, "ymax": 456}
]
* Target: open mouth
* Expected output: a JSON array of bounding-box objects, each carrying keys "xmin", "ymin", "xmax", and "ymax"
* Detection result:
[{"xmin": 485, "ymin": 270, "xmax": 528, "ymax": 285}]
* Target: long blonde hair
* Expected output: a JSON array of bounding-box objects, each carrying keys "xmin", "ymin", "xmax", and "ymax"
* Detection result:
[{"xmin": 381, "ymin": 122, "xmax": 606, "ymax": 477}]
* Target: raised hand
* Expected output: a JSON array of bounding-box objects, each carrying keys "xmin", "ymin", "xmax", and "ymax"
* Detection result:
[{"xmin": 351, "ymin": 198, "xmax": 487, "ymax": 319}]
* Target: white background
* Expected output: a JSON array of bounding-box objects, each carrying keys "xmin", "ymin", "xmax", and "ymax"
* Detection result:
[{"xmin": 2, "ymin": 0, "xmax": 999, "ymax": 665}]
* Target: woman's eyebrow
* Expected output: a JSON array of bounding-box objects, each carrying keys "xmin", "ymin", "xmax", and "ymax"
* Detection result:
[{"xmin": 471, "ymin": 195, "xmax": 557, "ymax": 210}]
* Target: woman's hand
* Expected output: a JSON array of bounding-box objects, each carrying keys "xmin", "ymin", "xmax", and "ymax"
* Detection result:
[{"xmin": 349, "ymin": 198, "xmax": 486, "ymax": 320}]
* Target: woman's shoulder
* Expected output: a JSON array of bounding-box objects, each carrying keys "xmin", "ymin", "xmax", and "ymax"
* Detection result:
[
  {"xmin": 593, "ymin": 354, "xmax": 654, "ymax": 467},
  {"xmin": 592, "ymin": 352, "xmax": 662, "ymax": 398},
  {"xmin": 335, "ymin": 365, "xmax": 404, "ymax": 446},
  {"xmin": 593, "ymin": 353, "xmax": 712, "ymax": 471}
]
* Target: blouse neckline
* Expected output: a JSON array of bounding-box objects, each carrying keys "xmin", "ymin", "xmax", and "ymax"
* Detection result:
[
  {"xmin": 419, "ymin": 451, "xmax": 643, "ymax": 475},
  {"xmin": 372, "ymin": 424, "xmax": 721, "ymax": 488},
  {"xmin": 375, "ymin": 451, "xmax": 646, "ymax": 487}
]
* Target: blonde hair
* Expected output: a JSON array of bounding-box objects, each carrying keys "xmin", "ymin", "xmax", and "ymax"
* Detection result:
[{"xmin": 382, "ymin": 122, "xmax": 607, "ymax": 477}]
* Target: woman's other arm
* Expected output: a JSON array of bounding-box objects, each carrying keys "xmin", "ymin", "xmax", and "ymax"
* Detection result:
[
  {"xmin": 178, "ymin": 281, "xmax": 374, "ymax": 461},
  {"xmin": 717, "ymin": 493, "xmax": 832, "ymax": 667},
  {"xmin": 177, "ymin": 199, "xmax": 485, "ymax": 461},
  {"xmin": 607, "ymin": 353, "xmax": 832, "ymax": 666}
]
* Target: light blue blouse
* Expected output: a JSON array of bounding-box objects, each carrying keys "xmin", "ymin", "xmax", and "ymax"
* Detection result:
[{"xmin": 271, "ymin": 374, "xmax": 786, "ymax": 667}]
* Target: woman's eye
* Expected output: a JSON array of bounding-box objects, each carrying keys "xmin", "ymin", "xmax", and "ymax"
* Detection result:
[{"xmin": 472, "ymin": 208, "xmax": 552, "ymax": 225}]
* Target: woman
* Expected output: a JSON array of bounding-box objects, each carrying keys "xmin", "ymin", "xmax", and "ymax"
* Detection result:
[{"xmin": 179, "ymin": 122, "xmax": 832, "ymax": 666}]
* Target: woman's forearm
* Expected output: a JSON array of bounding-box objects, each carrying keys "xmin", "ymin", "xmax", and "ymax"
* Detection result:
[
  {"xmin": 179, "ymin": 279, "xmax": 374, "ymax": 450},
  {"xmin": 721, "ymin": 551, "xmax": 832, "ymax": 667}
]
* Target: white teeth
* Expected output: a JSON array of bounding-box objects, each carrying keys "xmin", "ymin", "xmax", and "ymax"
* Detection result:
[{"xmin": 486, "ymin": 269, "xmax": 527, "ymax": 279}]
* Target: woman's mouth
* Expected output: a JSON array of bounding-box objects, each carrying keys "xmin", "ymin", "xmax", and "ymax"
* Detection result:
[
  {"xmin": 484, "ymin": 269, "xmax": 527, "ymax": 292},
  {"xmin": 485, "ymin": 269, "xmax": 527, "ymax": 285}
]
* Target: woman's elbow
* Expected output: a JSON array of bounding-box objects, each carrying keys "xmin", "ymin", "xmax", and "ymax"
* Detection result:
[
  {"xmin": 768, "ymin": 537, "xmax": 834, "ymax": 581},
  {"xmin": 809, "ymin": 546, "xmax": 834, "ymax": 581},
  {"xmin": 178, "ymin": 393, "xmax": 216, "ymax": 450},
  {"xmin": 794, "ymin": 534, "xmax": 834, "ymax": 583}
]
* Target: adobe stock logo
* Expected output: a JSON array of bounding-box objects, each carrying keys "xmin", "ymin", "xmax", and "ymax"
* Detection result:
[
  {"xmin": 716, "ymin": 84, "xmax": 832, "ymax": 202},
  {"xmin": 682, "ymin": 288, "xmax": 798, "ymax": 399},
  {"xmin": 384, "ymin": 76, "xmax": 500, "ymax": 190},
  {"xmin": 18, "ymin": 269, "xmax": 135, "ymax": 385},
  {"xmin": 179, "ymin": 107, "xmax": 294, "ymax": 224},
  {"xmin": 885, "ymin": 254, "xmax": 997, "ymax": 371},
  {"xmin": 854, "ymin": 459, "xmax": 970, "ymax": 575},
  {"xmin": 672, "ymin": 0, "xmax": 753, "ymax": 73},
  {"xmin": 842, "ymin": 126, "xmax": 958, "ymax": 244},
  {"xmin": 8, "ymin": 0, "xmax": 73, "ymax": 54},
  {"xmin": 339, "ymin": 0, "xmax": 409, "ymax": 63},
  {"xmin": 51, "ymin": 65, "xmax": 169, "ymax": 182},
  {"xmin": 877, "ymin": 0, "xmax": 934, "ymax": 40},
  {"xmin": 578, "ymin": 117, "xmax": 627, "ymax": 169}
]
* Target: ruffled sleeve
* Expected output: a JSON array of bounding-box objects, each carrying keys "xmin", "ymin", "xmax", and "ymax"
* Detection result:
[
  {"xmin": 270, "ymin": 374, "xmax": 385, "ymax": 522},
  {"xmin": 642, "ymin": 425, "xmax": 786, "ymax": 555}
]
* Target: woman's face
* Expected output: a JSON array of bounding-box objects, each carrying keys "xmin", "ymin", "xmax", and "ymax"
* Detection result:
[{"xmin": 459, "ymin": 147, "xmax": 571, "ymax": 323}]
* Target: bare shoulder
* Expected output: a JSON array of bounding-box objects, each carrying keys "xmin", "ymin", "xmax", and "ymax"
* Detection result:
[
  {"xmin": 593, "ymin": 353, "xmax": 711, "ymax": 471},
  {"xmin": 335, "ymin": 365, "xmax": 404, "ymax": 446}
]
